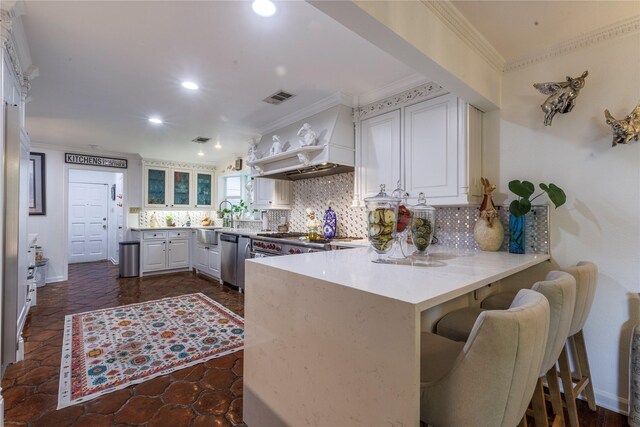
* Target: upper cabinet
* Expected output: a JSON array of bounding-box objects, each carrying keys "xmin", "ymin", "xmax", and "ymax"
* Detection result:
[
  {"xmin": 143, "ymin": 161, "xmax": 215, "ymax": 209},
  {"xmin": 354, "ymin": 85, "xmax": 483, "ymax": 206},
  {"xmin": 252, "ymin": 178, "xmax": 292, "ymax": 210}
]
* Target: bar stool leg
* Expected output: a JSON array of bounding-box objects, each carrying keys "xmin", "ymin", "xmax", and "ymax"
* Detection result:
[
  {"xmin": 546, "ymin": 367, "xmax": 565, "ymax": 427},
  {"xmin": 574, "ymin": 330, "xmax": 597, "ymax": 411},
  {"xmin": 558, "ymin": 344, "xmax": 580, "ymax": 427},
  {"xmin": 532, "ymin": 378, "xmax": 549, "ymax": 427}
]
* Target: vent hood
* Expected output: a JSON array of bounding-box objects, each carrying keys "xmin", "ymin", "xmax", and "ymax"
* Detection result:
[{"xmin": 248, "ymin": 104, "xmax": 354, "ymax": 180}]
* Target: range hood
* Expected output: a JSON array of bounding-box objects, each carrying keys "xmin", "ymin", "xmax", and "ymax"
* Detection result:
[{"xmin": 249, "ymin": 104, "xmax": 354, "ymax": 180}]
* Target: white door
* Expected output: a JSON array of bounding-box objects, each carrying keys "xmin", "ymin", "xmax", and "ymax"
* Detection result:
[
  {"xmin": 208, "ymin": 248, "xmax": 221, "ymax": 279},
  {"xmin": 194, "ymin": 243, "xmax": 209, "ymax": 270},
  {"xmin": 360, "ymin": 109, "xmax": 401, "ymax": 199},
  {"xmin": 68, "ymin": 183, "xmax": 109, "ymax": 263},
  {"xmin": 404, "ymin": 94, "xmax": 459, "ymax": 198},
  {"xmin": 142, "ymin": 240, "xmax": 166, "ymax": 271},
  {"xmin": 253, "ymin": 178, "xmax": 275, "ymax": 208},
  {"xmin": 168, "ymin": 239, "xmax": 189, "ymax": 268},
  {"xmin": 275, "ymin": 180, "xmax": 292, "ymax": 207}
]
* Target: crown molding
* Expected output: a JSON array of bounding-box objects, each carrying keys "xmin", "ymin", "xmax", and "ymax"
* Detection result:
[
  {"xmin": 421, "ymin": 0, "xmax": 505, "ymax": 73},
  {"xmin": 1, "ymin": 6, "xmax": 37, "ymax": 93},
  {"xmin": 506, "ymin": 15, "xmax": 640, "ymax": 72},
  {"xmin": 142, "ymin": 158, "xmax": 217, "ymax": 172},
  {"xmin": 354, "ymin": 82, "xmax": 445, "ymax": 120},
  {"xmin": 256, "ymin": 92, "xmax": 353, "ymax": 135},
  {"xmin": 356, "ymin": 73, "xmax": 430, "ymax": 106},
  {"xmin": 30, "ymin": 142, "xmax": 143, "ymax": 161}
]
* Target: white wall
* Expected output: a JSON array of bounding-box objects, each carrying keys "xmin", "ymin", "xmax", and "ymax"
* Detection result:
[
  {"xmin": 484, "ymin": 32, "xmax": 640, "ymax": 413},
  {"xmin": 27, "ymin": 146, "xmax": 142, "ymax": 282}
]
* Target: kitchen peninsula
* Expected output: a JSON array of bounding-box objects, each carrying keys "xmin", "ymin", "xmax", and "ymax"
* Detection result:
[{"xmin": 243, "ymin": 247, "xmax": 549, "ymax": 426}]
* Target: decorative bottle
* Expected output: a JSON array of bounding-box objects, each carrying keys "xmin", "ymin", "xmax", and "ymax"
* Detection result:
[{"xmin": 323, "ymin": 201, "xmax": 337, "ymax": 239}]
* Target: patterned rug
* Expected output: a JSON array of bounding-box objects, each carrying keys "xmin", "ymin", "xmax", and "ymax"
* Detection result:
[{"xmin": 57, "ymin": 293, "xmax": 244, "ymax": 409}]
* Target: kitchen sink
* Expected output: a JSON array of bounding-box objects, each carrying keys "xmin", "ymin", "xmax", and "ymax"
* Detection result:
[{"xmin": 196, "ymin": 229, "xmax": 218, "ymax": 245}]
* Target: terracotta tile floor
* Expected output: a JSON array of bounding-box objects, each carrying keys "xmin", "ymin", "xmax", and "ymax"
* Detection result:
[
  {"xmin": 3, "ymin": 261, "xmax": 246, "ymax": 427},
  {"xmin": 3, "ymin": 261, "xmax": 627, "ymax": 426}
]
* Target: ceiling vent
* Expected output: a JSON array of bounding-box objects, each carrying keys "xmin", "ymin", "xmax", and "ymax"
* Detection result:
[
  {"xmin": 263, "ymin": 90, "xmax": 295, "ymax": 105},
  {"xmin": 192, "ymin": 137, "xmax": 211, "ymax": 143}
]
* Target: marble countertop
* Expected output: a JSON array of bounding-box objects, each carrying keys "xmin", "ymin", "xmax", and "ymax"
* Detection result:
[
  {"xmin": 249, "ymin": 246, "xmax": 550, "ymax": 310},
  {"xmin": 129, "ymin": 226, "xmax": 260, "ymax": 236}
]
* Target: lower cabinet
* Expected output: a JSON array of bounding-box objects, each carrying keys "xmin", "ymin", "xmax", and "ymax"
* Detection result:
[
  {"xmin": 193, "ymin": 241, "xmax": 221, "ymax": 282},
  {"xmin": 138, "ymin": 230, "xmax": 191, "ymax": 275}
]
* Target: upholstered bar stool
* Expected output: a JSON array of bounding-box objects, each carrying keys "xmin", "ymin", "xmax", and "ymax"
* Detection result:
[
  {"xmin": 435, "ymin": 272, "xmax": 576, "ymax": 426},
  {"xmin": 421, "ymin": 289, "xmax": 550, "ymax": 427},
  {"xmin": 557, "ymin": 262, "xmax": 598, "ymax": 427}
]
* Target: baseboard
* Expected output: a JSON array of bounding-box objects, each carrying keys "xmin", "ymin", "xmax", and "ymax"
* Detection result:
[
  {"xmin": 109, "ymin": 257, "xmax": 119, "ymax": 265},
  {"xmin": 595, "ymin": 388, "xmax": 628, "ymax": 416},
  {"xmin": 45, "ymin": 275, "xmax": 65, "ymax": 284}
]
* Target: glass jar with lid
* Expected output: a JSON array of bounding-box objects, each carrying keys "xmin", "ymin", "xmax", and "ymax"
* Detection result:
[
  {"xmin": 390, "ymin": 181, "xmax": 412, "ymax": 258},
  {"xmin": 364, "ymin": 184, "xmax": 401, "ymax": 260},
  {"xmin": 411, "ymin": 192, "xmax": 436, "ymax": 256}
]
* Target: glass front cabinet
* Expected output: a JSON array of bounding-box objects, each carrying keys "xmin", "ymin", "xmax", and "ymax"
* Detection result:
[
  {"xmin": 195, "ymin": 172, "xmax": 214, "ymax": 208},
  {"xmin": 144, "ymin": 164, "xmax": 215, "ymax": 209}
]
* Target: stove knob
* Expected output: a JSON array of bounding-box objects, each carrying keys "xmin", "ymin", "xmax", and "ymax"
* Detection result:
[
  {"xmin": 296, "ymin": 249, "xmax": 302, "ymax": 254},
  {"xmin": 289, "ymin": 248, "xmax": 294, "ymax": 254}
]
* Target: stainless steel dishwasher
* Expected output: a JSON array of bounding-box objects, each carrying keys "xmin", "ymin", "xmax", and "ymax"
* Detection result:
[
  {"xmin": 220, "ymin": 234, "xmax": 252, "ymax": 290},
  {"xmin": 220, "ymin": 234, "xmax": 238, "ymax": 287}
]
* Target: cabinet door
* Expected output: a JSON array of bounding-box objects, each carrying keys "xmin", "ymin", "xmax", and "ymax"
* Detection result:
[
  {"xmin": 168, "ymin": 239, "xmax": 189, "ymax": 268},
  {"xmin": 208, "ymin": 248, "xmax": 221, "ymax": 279},
  {"xmin": 195, "ymin": 172, "xmax": 213, "ymax": 208},
  {"xmin": 404, "ymin": 94, "xmax": 458, "ymax": 199},
  {"xmin": 145, "ymin": 166, "xmax": 169, "ymax": 207},
  {"xmin": 274, "ymin": 180, "xmax": 292, "ymax": 207},
  {"xmin": 360, "ymin": 110, "xmax": 401, "ymax": 199},
  {"xmin": 171, "ymin": 169, "xmax": 191, "ymax": 207},
  {"xmin": 194, "ymin": 242, "xmax": 209, "ymax": 270},
  {"xmin": 254, "ymin": 178, "xmax": 275, "ymax": 208},
  {"xmin": 142, "ymin": 240, "xmax": 166, "ymax": 271}
]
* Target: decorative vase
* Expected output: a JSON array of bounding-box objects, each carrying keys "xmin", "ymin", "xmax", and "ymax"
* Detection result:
[
  {"xmin": 509, "ymin": 215, "xmax": 525, "ymax": 254},
  {"xmin": 473, "ymin": 217, "xmax": 504, "ymax": 251},
  {"xmin": 323, "ymin": 206, "xmax": 337, "ymax": 239}
]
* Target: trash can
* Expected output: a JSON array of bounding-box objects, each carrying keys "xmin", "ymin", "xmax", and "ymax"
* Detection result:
[
  {"xmin": 119, "ymin": 241, "xmax": 140, "ymax": 278},
  {"xmin": 34, "ymin": 258, "xmax": 48, "ymax": 288}
]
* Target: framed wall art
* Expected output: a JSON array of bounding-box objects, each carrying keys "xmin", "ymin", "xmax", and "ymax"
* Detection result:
[{"xmin": 29, "ymin": 152, "xmax": 46, "ymax": 215}]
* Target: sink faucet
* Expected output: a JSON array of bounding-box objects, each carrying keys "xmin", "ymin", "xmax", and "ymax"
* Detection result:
[{"xmin": 218, "ymin": 200, "xmax": 233, "ymax": 227}]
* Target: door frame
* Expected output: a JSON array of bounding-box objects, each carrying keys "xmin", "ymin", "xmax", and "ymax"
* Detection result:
[{"xmin": 63, "ymin": 164, "xmax": 129, "ymax": 280}]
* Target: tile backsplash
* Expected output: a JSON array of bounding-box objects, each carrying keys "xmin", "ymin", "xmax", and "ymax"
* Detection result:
[{"xmin": 136, "ymin": 172, "xmax": 549, "ymax": 254}]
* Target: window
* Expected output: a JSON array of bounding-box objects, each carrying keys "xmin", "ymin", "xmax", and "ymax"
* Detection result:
[{"xmin": 223, "ymin": 175, "xmax": 243, "ymax": 206}]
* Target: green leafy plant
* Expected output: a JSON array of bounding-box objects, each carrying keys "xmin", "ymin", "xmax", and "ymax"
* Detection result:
[
  {"xmin": 231, "ymin": 200, "xmax": 248, "ymax": 213},
  {"xmin": 165, "ymin": 215, "xmax": 173, "ymax": 222},
  {"xmin": 508, "ymin": 180, "xmax": 566, "ymax": 218},
  {"xmin": 221, "ymin": 208, "xmax": 231, "ymax": 215}
]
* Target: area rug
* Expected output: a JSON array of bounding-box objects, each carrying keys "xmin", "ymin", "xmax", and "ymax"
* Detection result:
[{"xmin": 57, "ymin": 293, "xmax": 244, "ymax": 409}]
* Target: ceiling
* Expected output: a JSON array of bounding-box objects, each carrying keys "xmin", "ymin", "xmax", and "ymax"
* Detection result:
[
  {"xmin": 21, "ymin": 1, "xmax": 639, "ymax": 164},
  {"xmin": 452, "ymin": 1, "xmax": 639, "ymax": 62},
  {"xmin": 21, "ymin": 1, "xmax": 417, "ymax": 163}
]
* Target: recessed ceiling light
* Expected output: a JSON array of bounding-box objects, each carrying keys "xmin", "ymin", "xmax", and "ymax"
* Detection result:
[
  {"xmin": 148, "ymin": 117, "xmax": 163, "ymax": 124},
  {"xmin": 197, "ymin": 150, "xmax": 204, "ymax": 157},
  {"xmin": 182, "ymin": 81, "xmax": 199, "ymax": 90},
  {"xmin": 252, "ymin": 0, "xmax": 276, "ymax": 17},
  {"xmin": 214, "ymin": 142, "xmax": 222, "ymax": 149}
]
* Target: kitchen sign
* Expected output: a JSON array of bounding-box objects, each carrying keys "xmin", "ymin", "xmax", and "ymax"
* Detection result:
[{"xmin": 65, "ymin": 153, "xmax": 128, "ymax": 169}]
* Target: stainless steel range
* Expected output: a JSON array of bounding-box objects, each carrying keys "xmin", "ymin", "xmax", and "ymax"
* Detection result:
[{"xmin": 251, "ymin": 232, "xmax": 330, "ymax": 257}]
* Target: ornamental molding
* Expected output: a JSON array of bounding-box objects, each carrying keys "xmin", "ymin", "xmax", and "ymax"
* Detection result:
[
  {"xmin": 354, "ymin": 82, "xmax": 445, "ymax": 120},
  {"xmin": 505, "ymin": 15, "xmax": 640, "ymax": 72},
  {"xmin": 421, "ymin": 1, "xmax": 505, "ymax": 73},
  {"xmin": 1, "ymin": 8, "xmax": 31, "ymax": 93},
  {"xmin": 142, "ymin": 159, "xmax": 217, "ymax": 172}
]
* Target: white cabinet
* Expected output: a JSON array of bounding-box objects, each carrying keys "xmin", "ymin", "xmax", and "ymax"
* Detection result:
[
  {"xmin": 360, "ymin": 109, "xmax": 401, "ymax": 198},
  {"xmin": 193, "ymin": 241, "xmax": 221, "ymax": 282},
  {"xmin": 253, "ymin": 178, "xmax": 292, "ymax": 210},
  {"xmin": 143, "ymin": 162, "xmax": 216, "ymax": 209},
  {"xmin": 138, "ymin": 230, "xmax": 191, "ymax": 275},
  {"xmin": 356, "ymin": 93, "xmax": 482, "ymax": 206},
  {"xmin": 142, "ymin": 240, "xmax": 167, "ymax": 272}
]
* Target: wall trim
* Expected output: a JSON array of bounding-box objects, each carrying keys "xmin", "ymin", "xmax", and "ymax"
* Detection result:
[
  {"xmin": 421, "ymin": 0, "xmax": 505, "ymax": 73},
  {"xmin": 256, "ymin": 92, "xmax": 353, "ymax": 135},
  {"xmin": 356, "ymin": 73, "xmax": 430, "ymax": 107},
  {"xmin": 595, "ymin": 388, "xmax": 628, "ymax": 416},
  {"xmin": 142, "ymin": 158, "xmax": 217, "ymax": 172},
  {"xmin": 505, "ymin": 15, "xmax": 640, "ymax": 72},
  {"xmin": 45, "ymin": 275, "xmax": 65, "ymax": 284},
  {"xmin": 354, "ymin": 82, "xmax": 446, "ymax": 121}
]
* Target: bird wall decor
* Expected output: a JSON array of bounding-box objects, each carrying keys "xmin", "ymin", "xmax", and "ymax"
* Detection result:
[
  {"xmin": 604, "ymin": 104, "xmax": 640, "ymax": 147},
  {"xmin": 534, "ymin": 71, "xmax": 588, "ymax": 126}
]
